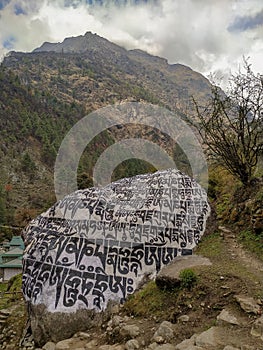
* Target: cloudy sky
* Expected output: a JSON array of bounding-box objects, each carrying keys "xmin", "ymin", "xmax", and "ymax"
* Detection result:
[{"xmin": 0, "ymin": 0, "xmax": 262, "ymax": 85}]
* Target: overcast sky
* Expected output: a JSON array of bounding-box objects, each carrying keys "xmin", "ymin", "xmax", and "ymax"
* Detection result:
[{"xmin": 0, "ymin": 0, "xmax": 262, "ymax": 86}]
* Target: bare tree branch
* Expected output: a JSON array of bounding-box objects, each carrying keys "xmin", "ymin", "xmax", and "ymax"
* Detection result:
[{"xmin": 192, "ymin": 60, "xmax": 263, "ymax": 186}]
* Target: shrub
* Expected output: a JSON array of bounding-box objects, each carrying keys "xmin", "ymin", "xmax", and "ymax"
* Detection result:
[{"xmin": 179, "ymin": 268, "xmax": 197, "ymax": 289}]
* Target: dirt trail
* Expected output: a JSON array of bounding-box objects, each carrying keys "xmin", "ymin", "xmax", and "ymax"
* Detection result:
[{"xmin": 220, "ymin": 225, "xmax": 263, "ymax": 280}]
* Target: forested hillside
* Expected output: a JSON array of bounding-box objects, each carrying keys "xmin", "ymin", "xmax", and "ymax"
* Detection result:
[
  {"xmin": 0, "ymin": 31, "xmax": 262, "ymax": 246},
  {"xmin": 0, "ymin": 32, "xmax": 213, "ymax": 236}
]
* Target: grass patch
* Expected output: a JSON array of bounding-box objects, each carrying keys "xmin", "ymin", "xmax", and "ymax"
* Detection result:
[
  {"xmin": 196, "ymin": 232, "xmax": 262, "ymax": 296},
  {"xmin": 123, "ymin": 266, "xmax": 246, "ymax": 325},
  {"xmin": 7, "ymin": 273, "xmax": 22, "ymax": 292},
  {"xmin": 238, "ymin": 230, "xmax": 263, "ymax": 262},
  {"xmin": 0, "ymin": 282, "xmax": 7, "ymax": 293},
  {"xmin": 0, "ymin": 273, "xmax": 23, "ymax": 309},
  {"xmin": 123, "ymin": 280, "xmax": 185, "ymax": 319},
  {"xmin": 195, "ymin": 232, "xmax": 223, "ymax": 258}
]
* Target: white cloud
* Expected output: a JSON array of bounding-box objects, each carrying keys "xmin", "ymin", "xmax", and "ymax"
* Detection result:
[{"xmin": 0, "ymin": 0, "xmax": 262, "ymax": 87}]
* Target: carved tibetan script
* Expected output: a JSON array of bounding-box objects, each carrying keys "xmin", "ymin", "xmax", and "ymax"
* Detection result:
[{"xmin": 22, "ymin": 169, "xmax": 210, "ymax": 313}]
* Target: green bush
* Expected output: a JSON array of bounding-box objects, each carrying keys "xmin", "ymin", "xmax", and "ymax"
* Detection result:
[
  {"xmin": 7, "ymin": 273, "xmax": 22, "ymax": 292},
  {"xmin": 179, "ymin": 268, "xmax": 197, "ymax": 289}
]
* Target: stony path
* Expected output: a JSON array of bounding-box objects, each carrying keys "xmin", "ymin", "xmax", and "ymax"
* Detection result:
[{"xmin": 219, "ymin": 226, "xmax": 263, "ymax": 279}]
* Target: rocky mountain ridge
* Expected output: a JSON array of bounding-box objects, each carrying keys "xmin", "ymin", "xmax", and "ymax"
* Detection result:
[{"xmin": 0, "ymin": 31, "xmax": 213, "ymax": 232}]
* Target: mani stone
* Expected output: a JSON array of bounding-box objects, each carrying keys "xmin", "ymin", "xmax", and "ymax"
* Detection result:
[{"xmin": 21, "ymin": 169, "xmax": 210, "ymax": 346}]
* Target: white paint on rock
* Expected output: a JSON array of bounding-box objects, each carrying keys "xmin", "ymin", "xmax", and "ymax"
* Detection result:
[{"xmin": 22, "ymin": 169, "xmax": 210, "ymax": 314}]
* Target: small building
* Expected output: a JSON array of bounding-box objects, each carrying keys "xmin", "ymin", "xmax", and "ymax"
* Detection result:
[
  {"xmin": 0, "ymin": 236, "xmax": 24, "ymax": 281},
  {"xmin": 1, "ymin": 246, "xmax": 24, "ymax": 263},
  {"xmin": 0, "ymin": 257, "xmax": 22, "ymax": 281},
  {"xmin": 8, "ymin": 236, "xmax": 25, "ymax": 249}
]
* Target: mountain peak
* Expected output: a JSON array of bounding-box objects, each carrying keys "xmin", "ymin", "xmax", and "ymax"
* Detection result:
[{"xmin": 33, "ymin": 31, "xmax": 126, "ymax": 55}]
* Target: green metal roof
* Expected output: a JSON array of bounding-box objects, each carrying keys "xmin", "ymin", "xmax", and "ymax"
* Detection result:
[
  {"xmin": 9, "ymin": 236, "xmax": 24, "ymax": 249},
  {"xmin": 0, "ymin": 256, "xmax": 22, "ymax": 268},
  {"xmin": 1, "ymin": 247, "xmax": 23, "ymax": 257}
]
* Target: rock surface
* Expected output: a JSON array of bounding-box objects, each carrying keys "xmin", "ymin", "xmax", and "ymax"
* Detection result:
[
  {"xmin": 152, "ymin": 321, "xmax": 174, "ymax": 343},
  {"xmin": 21, "ymin": 169, "xmax": 210, "ymax": 346},
  {"xmin": 216, "ymin": 309, "xmax": 240, "ymax": 325},
  {"xmin": 195, "ymin": 327, "xmax": 225, "ymax": 348},
  {"xmin": 235, "ymin": 295, "xmax": 261, "ymax": 314},
  {"xmin": 156, "ymin": 255, "xmax": 212, "ymax": 289},
  {"xmin": 251, "ymin": 315, "xmax": 263, "ymax": 339}
]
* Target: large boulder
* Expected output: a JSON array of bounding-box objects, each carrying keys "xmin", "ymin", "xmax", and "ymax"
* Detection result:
[{"xmin": 22, "ymin": 169, "xmax": 210, "ymax": 345}]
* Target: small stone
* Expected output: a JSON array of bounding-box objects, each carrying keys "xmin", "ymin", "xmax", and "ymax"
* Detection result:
[
  {"xmin": 177, "ymin": 315, "xmax": 189, "ymax": 323},
  {"xmin": 217, "ymin": 309, "xmax": 240, "ymax": 325},
  {"xmin": 154, "ymin": 336, "xmax": 165, "ymax": 344},
  {"xmin": 98, "ymin": 346, "xmax": 112, "ymax": 350},
  {"xmin": 195, "ymin": 327, "xmax": 225, "ymax": 348},
  {"xmin": 251, "ymin": 314, "xmax": 263, "ymax": 339},
  {"xmin": 73, "ymin": 332, "xmax": 90, "ymax": 340},
  {"xmin": 153, "ymin": 321, "xmax": 174, "ymax": 343},
  {"xmin": 120, "ymin": 325, "xmax": 140, "ymax": 339},
  {"xmin": 23, "ymin": 342, "xmax": 34, "ymax": 348},
  {"xmin": 113, "ymin": 346, "xmax": 124, "ymax": 350},
  {"xmin": 111, "ymin": 304, "xmax": 120, "ymax": 314},
  {"xmin": 221, "ymin": 285, "xmax": 230, "ymax": 290},
  {"xmin": 0, "ymin": 309, "xmax": 11, "ymax": 316},
  {"xmin": 154, "ymin": 344, "xmax": 176, "ymax": 350},
  {"xmin": 223, "ymin": 346, "xmax": 240, "ymax": 350},
  {"xmin": 175, "ymin": 335, "xmax": 197, "ymax": 350},
  {"xmin": 218, "ymin": 226, "xmax": 232, "ymax": 234},
  {"xmin": 43, "ymin": 342, "xmax": 56, "ymax": 350},
  {"xmin": 78, "ymin": 332, "xmax": 90, "ymax": 340},
  {"xmin": 235, "ymin": 295, "xmax": 261, "ymax": 314},
  {"xmin": 147, "ymin": 342, "xmax": 158, "ymax": 349},
  {"xmin": 125, "ymin": 339, "xmax": 140, "ymax": 350},
  {"xmin": 112, "ymin": 315, "xmax": 124, "ymax": 327},
  {"xmin": 85, "ymin": 340, "xmax": 99, "ymax": 349},
  {"xmin": 55, "ymin": 339, "xmax": 72, "ymax": 350}
]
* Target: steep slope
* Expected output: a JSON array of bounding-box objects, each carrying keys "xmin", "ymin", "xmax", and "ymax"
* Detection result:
[{"xmin": 0, "ymin": 31, "xmax": 212, "ymax": 233}]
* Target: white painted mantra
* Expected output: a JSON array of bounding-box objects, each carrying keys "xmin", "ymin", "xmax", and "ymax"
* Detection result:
[{"xmin": 22, "ymin": 169, "xmax": 210, "ymax": 313}]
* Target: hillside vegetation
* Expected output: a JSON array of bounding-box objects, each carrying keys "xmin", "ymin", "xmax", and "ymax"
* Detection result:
[
  {"xmin": 0, "ymin": 32, "xmax": 212, "ymax": 237},
  {"xmin": 0, "ymin": 32, "xmax": 262, "ymax": 248}
]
